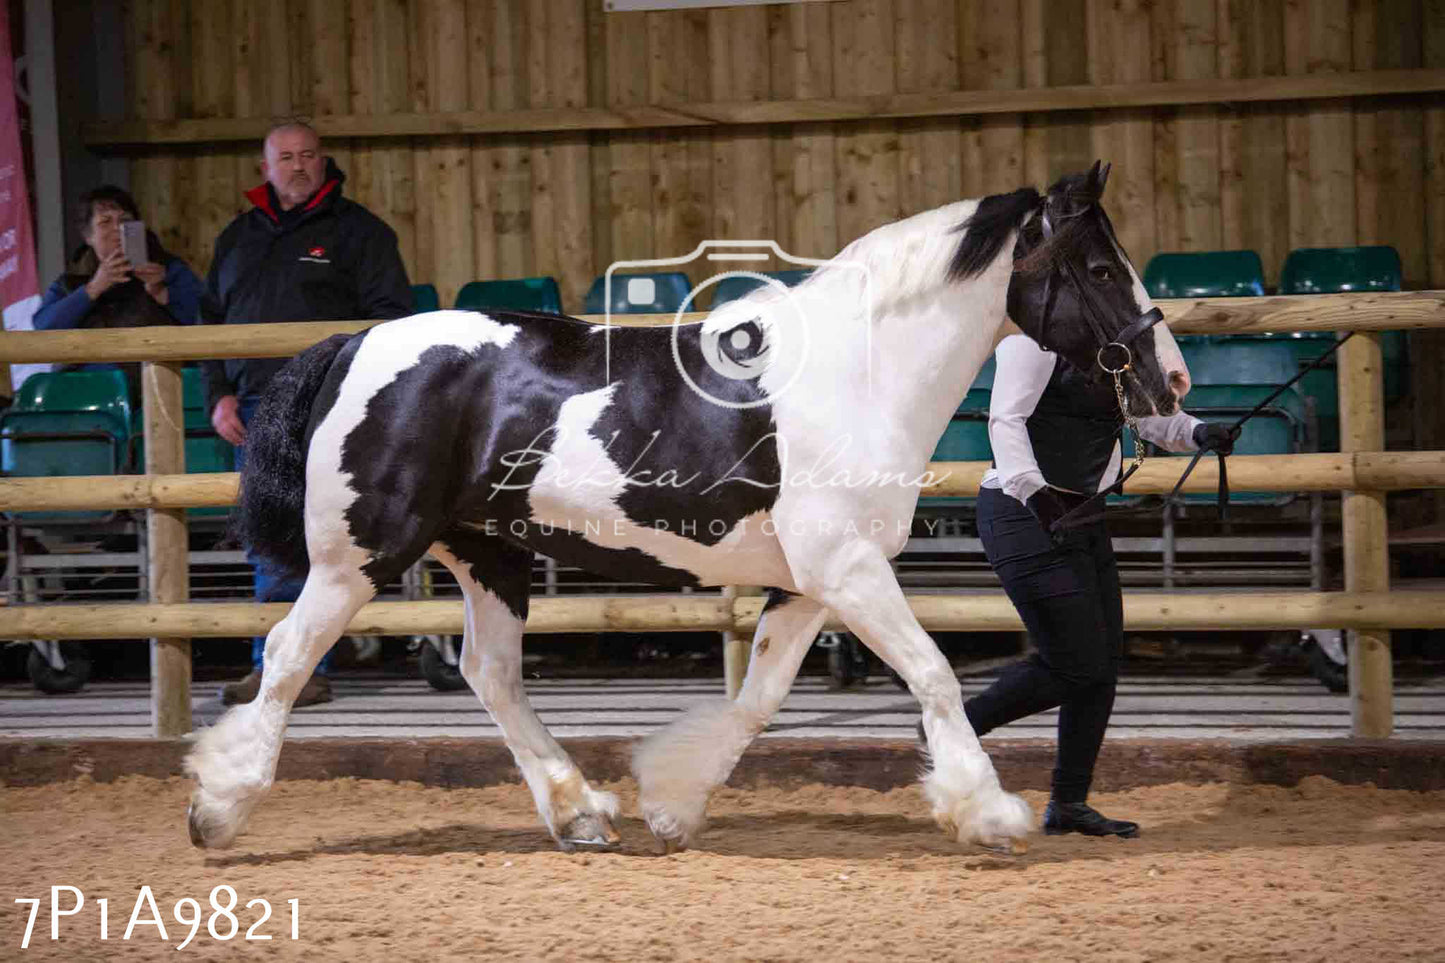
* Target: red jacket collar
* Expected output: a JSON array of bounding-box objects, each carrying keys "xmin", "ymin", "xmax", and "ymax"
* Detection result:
[
  {"xmin": 245, "ymin": 177, "xmax": 341, "ymax": 222},
  {"xmin": 245, "ymin": 183, "xmax": 276, "ymax": 220}
]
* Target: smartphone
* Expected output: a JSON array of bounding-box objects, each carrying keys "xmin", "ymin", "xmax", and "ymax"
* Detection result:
[{"xmin": 120, "ymin": 220, "xmax": 147, "ymax": 266}]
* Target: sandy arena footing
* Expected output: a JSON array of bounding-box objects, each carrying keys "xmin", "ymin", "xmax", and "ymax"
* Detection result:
[{"xmin": 3, "ymin": 767, "xmax": 1444, "ymax": 962}]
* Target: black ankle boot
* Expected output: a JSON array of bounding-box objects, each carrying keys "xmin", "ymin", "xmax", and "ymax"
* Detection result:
[{"xmin": 1043, "ymin": 801, "xmax": 1139, "ymax": 838}]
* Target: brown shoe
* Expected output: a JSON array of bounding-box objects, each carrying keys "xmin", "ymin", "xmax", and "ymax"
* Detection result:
[
  {"xmin": 294, "ymin": 674, "xmax": 333, "ymax": 708},
  {"xmin": 220, "ymin": 669, "xmax": 263, "ymax": 706}
]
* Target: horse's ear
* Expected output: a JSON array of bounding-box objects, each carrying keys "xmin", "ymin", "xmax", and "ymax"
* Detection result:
[{"xmin": 1090, "ymin": 160, "xmax": 1110, "ymax": 196}]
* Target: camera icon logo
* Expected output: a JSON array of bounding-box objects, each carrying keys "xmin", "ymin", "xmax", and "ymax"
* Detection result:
[{"xmin": 603, "ymin": 241, "xmax": 872, "ymax": 410}]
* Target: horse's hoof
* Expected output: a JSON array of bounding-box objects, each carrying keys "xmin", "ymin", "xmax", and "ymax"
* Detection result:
[
  {"xmin": 186, "ymin": 801, "xmax": 206, "ymax": 848},
  {"xmin": 977, "ymin": 838, "xmax": 1029, "ymax": 856},
  {"xmin": 640, "ymin": 802, "xmax": 700, "ymax": 854},
  {"xmin": 558, "ymin": 812, "xmax": 621, "ymax": 852},
  {"xmin": 186, "ymin": 795, "xmax": 238, "ymax": 850}
]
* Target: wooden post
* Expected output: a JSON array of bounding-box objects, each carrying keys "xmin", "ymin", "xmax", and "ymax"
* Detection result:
[
  {"xmin": 721, "ymin": 586, "xmax": 749, "ymax": 699},
  {"xmin": 1339, "ymin": 333, "xmax": 1392, "ymax": 737},
  {"xmin": 143, "ymin": 361, "xmax": 191, "ymax": 737},
  {"xmin": 723, "ymin": 586, "xmax": 769, "ymax": 699}
]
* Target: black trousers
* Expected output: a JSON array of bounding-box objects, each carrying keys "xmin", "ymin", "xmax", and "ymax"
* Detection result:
[{"xmin": 966, "ymin": 486, "xmax": 1124, "ymax": 803}]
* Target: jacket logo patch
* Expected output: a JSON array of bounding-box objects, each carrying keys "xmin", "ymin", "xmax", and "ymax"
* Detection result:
[
  {"xmin": 309, "ymin": 246, "xmax": 325, "ymax": 258},
  {"xmin": 299, "ymin": 246, "xmax": 331, "ymax": 264}
]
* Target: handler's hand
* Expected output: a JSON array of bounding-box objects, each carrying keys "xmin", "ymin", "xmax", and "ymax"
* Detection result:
[
  {"xmin": 1192, "ymin": 421, "xmax": 1240, "ymax": 456},
  {"xmin": 1024, "ymin": 486, "xmax": 1070, "ymax": 545},
  {"xmin": 212, "ymin": 395, "xmax": 246, "ymax": 446}
]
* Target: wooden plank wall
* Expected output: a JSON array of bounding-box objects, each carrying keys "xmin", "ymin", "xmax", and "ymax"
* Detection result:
[{"xmin": 115, "ymin": 0, "xmax": 1445, "ymax": 310}]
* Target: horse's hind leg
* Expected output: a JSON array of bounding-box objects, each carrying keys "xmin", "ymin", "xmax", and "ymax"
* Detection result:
[
  {"xmin": 431, "ymin": 532, "xmax": 620, "ymax": 851},
  {"xmin": 633, "ymin": 590, "xmax": 827, "ymax": 851},
  {"xmin": 185, "ymin": 561, "xmax": 377, "ymax": 848}
]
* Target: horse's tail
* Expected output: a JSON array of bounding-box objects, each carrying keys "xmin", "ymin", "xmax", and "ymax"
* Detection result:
[{"xmin": 232, "ymin": 332, "xmax": 355, "ymax": 581}]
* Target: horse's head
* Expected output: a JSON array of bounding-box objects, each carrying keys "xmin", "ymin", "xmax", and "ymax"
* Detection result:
[{"xmin": 1006, "ymin": 162, "xmax": 1189, "ymax": 417}]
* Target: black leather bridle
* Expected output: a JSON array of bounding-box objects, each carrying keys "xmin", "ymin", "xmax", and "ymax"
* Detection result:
[
  {"xmin": 1034, "ymin": 201, "xmax": 1165, "ymax": 377},
  {"xmin": 1029, "ymin": 198, "xmax": 1353, "ymax": 538},
  {"xmin": 1026, "ymin": 197, "xmax": 1167, "ymax": 537}
]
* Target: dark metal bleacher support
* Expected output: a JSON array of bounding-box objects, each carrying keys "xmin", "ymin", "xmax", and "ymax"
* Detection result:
[
  {"xmin": 1310, "ymin": 493, "xmax": 1325, "ymax": 592},
  {"xmin": 1162, "ymin": 503, "xmax": 1176, "ymax": 590}
]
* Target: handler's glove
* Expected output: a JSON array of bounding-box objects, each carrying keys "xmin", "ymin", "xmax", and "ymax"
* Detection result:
[
  {"xmin": 1192, "ymin": 421, "xmax": 1240, "ymax": 456},
  {"xmin": 1025, "ymin": 486, "xmax": 1071, "ymax": 545}
]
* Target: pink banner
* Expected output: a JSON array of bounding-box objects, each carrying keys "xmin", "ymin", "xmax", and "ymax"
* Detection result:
[{"xmin": 0, "ymin": 5, "xmax": 39, "ymax": 313}]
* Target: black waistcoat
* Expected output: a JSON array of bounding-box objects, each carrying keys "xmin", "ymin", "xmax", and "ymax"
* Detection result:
[{"xmin": 1024, "ymin": 357, "xmax": 1124, "ymax": 494}]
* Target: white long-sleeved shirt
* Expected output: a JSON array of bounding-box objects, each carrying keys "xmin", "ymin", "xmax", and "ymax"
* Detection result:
[{"xmin": 980, "ymin": 333, "xmax": 1201, "ymax": 503}]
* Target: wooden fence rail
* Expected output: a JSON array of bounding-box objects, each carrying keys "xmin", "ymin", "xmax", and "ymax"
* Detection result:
[
  {"xmin": 0, "ymin": 450, "xmax": 1441, "ymax": 512},
  {"xmin": 0, "ymin": 591, "xmax": 1440, "ymax": 641}
]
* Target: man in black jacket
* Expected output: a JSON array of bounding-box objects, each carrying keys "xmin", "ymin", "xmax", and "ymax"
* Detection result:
[{"xmin": 203, "ymin": 121, "xmax": 413, "ymax": 707}]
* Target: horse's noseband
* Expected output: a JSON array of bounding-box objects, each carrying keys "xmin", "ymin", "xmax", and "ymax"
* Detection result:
[{"xmin": 1097, "ymin": 306, "xmax": 1165, "ymax": 374}]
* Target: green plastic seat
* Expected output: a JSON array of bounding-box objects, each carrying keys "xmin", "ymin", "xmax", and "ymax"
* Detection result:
[
  {"xmin": 1143, "ymin": 251, "xmax": 1293, "ymax": 388},
  {"xmin": 1277, "ymin": 245, "xmax": 1406, "ymax": 449},
  {"xmin": 1143, "ymin": 251, "xmax": 1266, "ymax": 299},
  {"xmin": 456, "ymin": 277, "xmax": 564, "ymax": 314},
  {"xmin": 1, "ymin": 370, "xmax": 133, "ymax": 525},
  {"xmin": 1178, "ymin": 337, "xmax": 1297, "ymax": 388},
  {"xmin": 710, "ymin": 270, "xmax": 814, "ymax": 307},
  {"xmin": 1278, "ymin": 246, "xmax": 1402, "ymax": 294},
  {"xmin": 411, "ymin": 283, "xmax": 440, "ymax": 313},
  {"xmin": 6, "ymin": 369, "xmax": 133, "ymax": 425},
  {"xmin": 583, "ymin": 272, "xmax": 693, "ymax": 315}
]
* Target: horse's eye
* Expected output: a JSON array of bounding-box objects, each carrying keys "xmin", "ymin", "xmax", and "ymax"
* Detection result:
[{"xmin": 1090, "ymin": 265, "xmax": 1112, "ymax": 283}]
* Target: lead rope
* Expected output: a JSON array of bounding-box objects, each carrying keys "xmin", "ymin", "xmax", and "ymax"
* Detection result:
[
  {"xmin": 1055, "ymin": 330, "xmax": 1358, "ymax": 539},
  {"xmin": 1164, "ymin": 330, "xmax": 1356, "ymax": 518}
]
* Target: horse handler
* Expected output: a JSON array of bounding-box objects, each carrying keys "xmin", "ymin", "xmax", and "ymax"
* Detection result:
[{"xmin": 929, "ymin": 331, "xmax": 1236, "ymax": 837}]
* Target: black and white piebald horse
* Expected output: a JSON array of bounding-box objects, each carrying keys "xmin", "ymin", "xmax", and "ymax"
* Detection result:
[{"xmin": 186, "ymin": 162, "xmax": 1189, "ymax": 855}]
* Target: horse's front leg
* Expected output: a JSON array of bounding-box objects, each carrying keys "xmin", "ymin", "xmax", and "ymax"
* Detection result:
[
  {"xmin": 633, "ymin": 590, "xmax": 827, "ymax": 851},
  {"xmin": 783, "ymin": 534, "xmax": 1035, "ymax": 853},
  {"xmin": 185, "ymin": 564, "xmax": 375, "ymax": 848}
]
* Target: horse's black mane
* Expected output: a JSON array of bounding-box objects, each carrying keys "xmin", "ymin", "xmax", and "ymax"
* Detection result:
[
  {"xmin": 946, "ymin": 187, "xmax": 1041, "ymax": 282},
  {"xmin": 948, "ymin": 166, "xmax": 1112, "ymax": 283}
]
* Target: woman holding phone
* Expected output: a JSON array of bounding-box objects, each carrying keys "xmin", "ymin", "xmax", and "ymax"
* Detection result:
[{"xmin": 34, "ymin": 185, "xmax": 204, "ymax": 337}]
